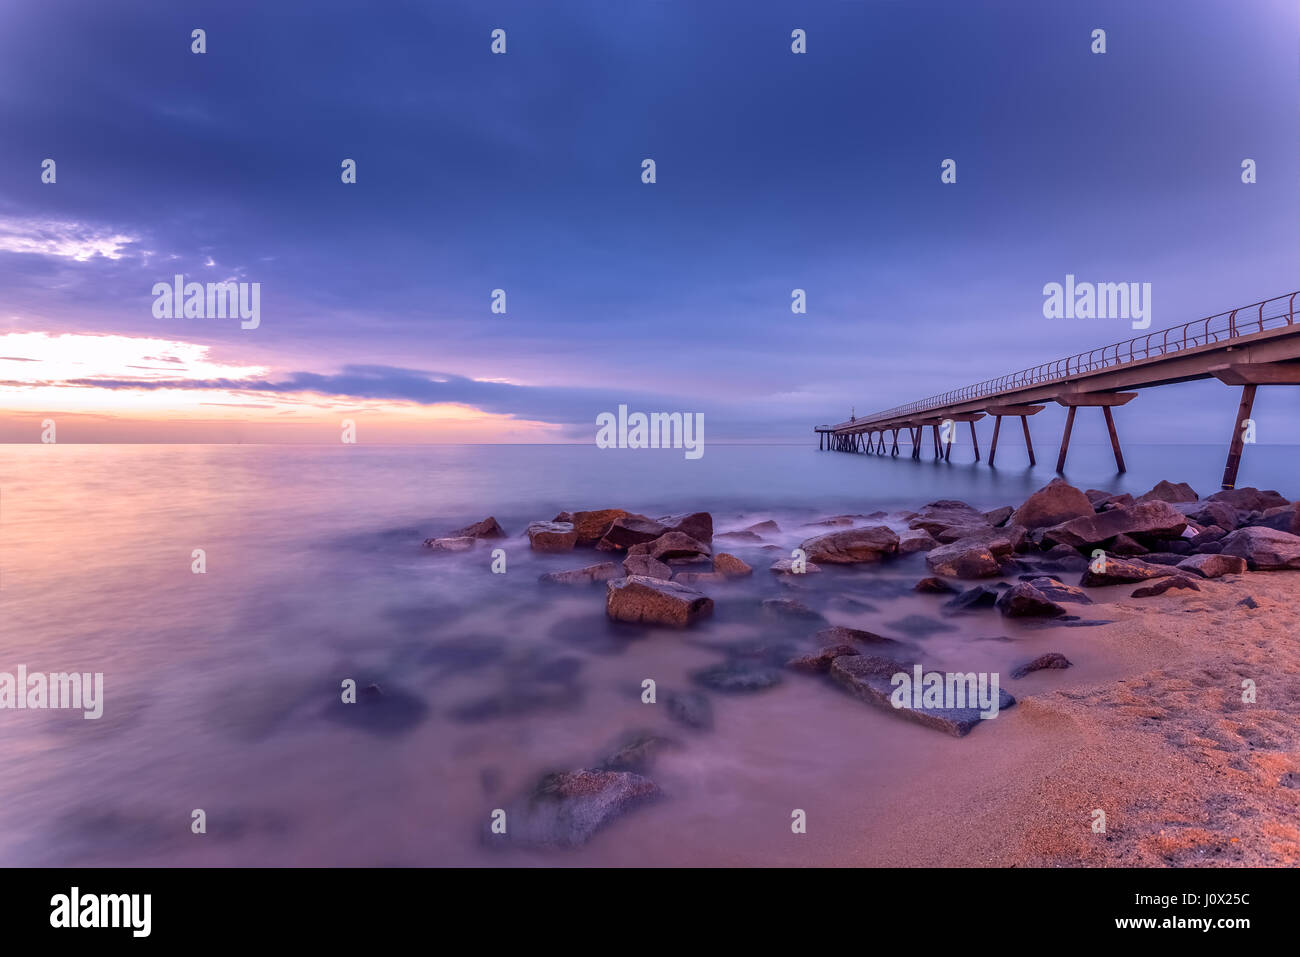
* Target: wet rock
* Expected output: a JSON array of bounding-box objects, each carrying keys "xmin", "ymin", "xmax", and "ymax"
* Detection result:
[
  {"xmin": 995, "ymin": 582, "xmax": 1067, "ymax": 618},
  {"xmin": 1024, "ymin": 577, "xmax": 1093, "ymax": 604},
  {"xmin": 324, "ymin": 682, "xmax": 428, "ymax": 737},
  {"xmin": 596, "ymin": 516, "xmax": 669, "ymax": 552},
  {"xmin": 1137, "ymin": 480, "xmax": 1198, "ymax": 504},
  {"xmin": 1193, "ymin": 540, "xmax": 1224, "ymax": 555},
  {"xmin": 664, "ymin": 690, "xmax": 713, "ymax": 730},
  {"xmin": 422, "ymin": 535, "xmax": 476, "ymax": 553},
  {"xmin": 598, "ymin": 732, "xmax": 676, "ymax": 774},
  {"xmin": 606, "ymin": 576, "xmax": 714, "ymax": 627},
  {"xmin": 1150, "ymin": 538, "xmax": 1193, "ymax": 555},
  {"xmin": 1043, "ymin": 501, "xmax": 1188, "ymax": 549},
  {"xmin": 898, "ymin": 527, "xmax": 940, "ymax": 553},
  {"xmin": 884, "ymin": 614, "xmax": 955, "ymax": 639},
  {"xmin": 1080, "ymin": 556, "xmax": 1174, "ymax": 587},
  {"xmin": 1107, "ymin": 533, "xmax": 1147, "ymax": 556},
  {"xmin": 539, "ymin": 562, "xmax": 623, "ymax": 585},
  {"xmin": 1206, "ymin": 487, "xmax": 1288, "ymax": 513},
  {"xmin": 805, "ymin": 516, "xmax": 854, "ymax": 527},
  {"xmin": 622, "ymin": 553, "xmax": 672, "ymax": 580},
  {"xmin": 944, "ymin": 585, "xmax": 1000, "ymax": 612},
  {"xmin": 769, "ymin": 558, "xmax": 822, "ymax": 575},
  {"xmin": 1138, "ymin": 552, "xmax": 1193, "ymax": 566},
  {"xmin": 787, "ymin": 645, "xmax": 859, "ymax": 673},
  {"xmin": 1086, "ymin": 490, "xmax": 1135, "ymax": 511},
  {"xmin": 1131, "ymin": 576, "xmax": 1200, "ymax": 598},
  {"xmin": 800, "ymin": 526, "xmax": 900, "ymax": 564},
  {"xmin": 745, "ymin": 519, "xmax": 781, "ymax": 534},
  {"xmin": 448, "ymin": 516, "xmax": 507, "ymax": 539},
  {"xmin": 907, "ymin": 501, "xmax": 986, "ymax": 536},
  {"xmin": 527, "ymin": 521, "xmax": 578, "ymax": 553},
  {"xmin": 1180, "ymin": 499, "xmax": 1240, "ymax": 532},
  {"xmin": 1238, "ymin": 595, "xmax": 1259, "ymax": 609},
  {"xmin": 567, "ymin": 509, "xmax": 631, "ymax": 545},
  {"xmin": 645, "ymin": 531, "xmax": 711, "ymax": 562},
  {"xmin": 713, "ymin": 553, "xmax": 753, "ymax": 577},
  {"xmin": 1219, "ymin": 526, "xmax": 1300, "ymax": 570},
  {"xmin": 1011, "ymin": 478, "xmax": 1094, "ymax": 530},
  {"xmin": 716, "ymin": 530, "xmax": 763, "ymax": 543},
  {"xmin": 983, "ymin": 505, "xmax": 1015, "ymax": 527},
  {"xmin": 914, "ymin": 576, "xmax": 957, "ymax": 594},
  {"xmin": 486, "ymin": 769, "xmax": 661, "ymax": 848},
  {"xmin": 761, "ymin": 598, "xmax": 824, "ymax": 621},
  {"xmin": 1190, "ymin": 526, "xmax": 1228, "ymax": 547},
  {"xmin": 1256, "ymin": 502, "xmax": 1300, "ymax": 536},
  {"xmin": 828, "ymin": 657, "xmax": 1015, "ymax": 737},
  {"xmin": 925, "ymin": 537, "xmax": 1003, "ymax": 578},
  {"xmin": 1176, "ymin": 553, "xmax": 1246, "ymax": 579},
  {"xmin": 656, "ymin": 512, "xmax": 714, "ymax": 546},
  {"xmin": 673, "ymin": 570, "xmax": 727, "ymax": 586},
  {"xmin": 692, "ymin": 660, "xmax": 783, "ymax": 692},
  {"xmin": 1009, "ymin": 652, "xmax": 1072, "ymax": 679}
]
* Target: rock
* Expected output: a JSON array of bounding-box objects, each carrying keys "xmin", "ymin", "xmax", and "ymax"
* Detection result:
[
  {"xmin": 1107, "ymin": 533, "xmax": 1147, "ymax": 556},
  {"xmin": 539, "ymin": 562, "xmax": 623, "ymax": 585},
  {"xmin": 527, "ymin": 521, "xmax": 578, "ymax": 553},
  {"xmin": 995, "ymin": 582, "xmax": 1068, "ymax": 618},
  {"xmin": 769, "ymin": 558, "xmax": 821, "ymax": 575},
  {"xmin": 828, "ymin": 657, "xmax": 1015, "ymax": 737},
  {"xmin": 812, "ymin": 625, "xmax": 907, "ymax": 650},
  {"xmin": 716, "ymin": 530, "xmax": 762, "ymax": 542},
  {"xmin": 1080, "ymin": 556, "xmax": 1174, "ymax": 587},
  {"xmin": 1207, "ymin": 487, "xmax": 1288, "ymax": 512},
  {"xmin": 1181, "ymin": 499, "xmax": 1240, "ymax": 531},
  {"xmin": 598, "ymin": 732, "xmax": 676, "ymax": 774},
  {"xmin": 656, "ymin": 512, "xmax": 714, "ymax": 546},
  {"xmin": 884, "ymin": 614, "xmax": 955, "ymax": 639},
  {"xmin": 925, "ymin": 537, "xmax": 1004, "ymax": 578},
  {"xmin": 745, "ymin": 520, "xmax": 780, "ymax": 534},
  {"xmin": 1193, "ymin": 541, "xmax": 1224, "ymax": 555},
  {"xmin": 983, "ymin": 505, "xmax": 1014, "ymax": 527},
  {"xmin": 713, "ymin": 553, "xmax": 753, "ymax": 577},
  {"xmin": 1151, "ymin": 538, "xmax": 1193, "ymax": 554},
  {"xmin": 1238, "ymin": 596, "xmax": 1259, "ymax": 609},
  {"xmin": 486, "ymin": 769, "xmax": 660, "ymax": 848},
  {"xmin": 324, "ymin": 681, "xmax": 429, "ymax": 736},
  {"xmin": 1176, "ymin": 553, "xmax": 1246, "ymax": 579},
  {"xmin": 1190, "ymin": 526, "xmax": 1227, "ymax": 547},
  {"xmin": 1024, "ymin": 577, "xmax": 1093, "ymax": 604},
  {"xmin": 672, "ymin": 571, "xmax": 727, "ymax": 586},
  {"xmin": 1137, "ymin": 480, "xmax": 1198, "ymax": 504},
  {"xmin": 1138, "ymin": 552, "xmax": 1194, "ymax": 566},
  {"xmin": 1043, "ymin": 501, "xmax": 1188, "ymax": 549},
  {"xmin": 692, "ymin": 660, "xmax": 783, "ymax": 692},
  {"xmin": 605, "ymin": 576, "xmax": 714, "ymax": 627},
  {"xmin": 1131, "ymin": 576, "xmax": 1200, "ymax": 598},
  {"xmin": 422, "ymin": 535, "xmax": 476, "ymax": 553},
  {"xmin": 1009, "ymin": 652, "xmax": 1072, "ymax": 679},
  {"xmin": 898, "ymin": 527, "xmax": 939, "ymax": 554},
  {"xmin": 914, "ymin": 576, "xmax": 957, "ymax": 594},
  {"xmin": 805, "ymin": 516, "xmax": 854, "ymax": 527},
  {"xmin": 1219, "ymin": 526, "xmax": 1300, "ymax": 570},
  {"xmin": 1256, "ymin": 502, "xmax": 1300, "ymax": 536},
  {"xmin": 644, "ymin": 531, "xmax": 711, "ymax": 562},
  {"xmin": 1011, "ymin": 478, "xmax": 1094, "ymax": 530},
  {"xmin": 622, "ymin": 554, "xmax": 673, "ymax": 580},
  {"xmin": 596, "ymin": 516, "xmax": 669, "ymax": 552},
  {"xmin": 799, "ymin": 526, "xmax": 900, "ymax": 564},
  {"xmin": 567, "ymin": 509, "xmax": 630, "ymax": 545},
  {"xmin": 761, "ymin": 598, "xmax": 824, "ymax": 620},
  {"xmin": 944, "ymin": 585, "xmax": 1000, "ymax": 612},
  {"xmin": 1086, "ymin": 490, "xmax": 1135, "ymax": 511},
  {"xmin": 907, "ymin": 501, "xmax": 986, "ymax": 536},
  {"xmin": 448, "ymin": 516, "xmax": 506, "ymax": 539},
  {"xmin": 664, "ymin": 690, "xmax": 713, "ymax": 730},
  {"xmin": 787, "ymin": 645, "xmax": 859, "ymax": 673}
]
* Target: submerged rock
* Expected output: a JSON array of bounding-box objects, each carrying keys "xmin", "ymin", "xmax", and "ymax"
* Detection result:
[
  {"xmin": 598, "ymin": 732, "xmax": 677, "ymax": 774},
  {"xmin": 828, "ymin": 657, "xmax": 1015, "ymax": 737},
  {"xmin": 769, "ymin": 558, "xmax": 822, "ymax": 575},
  {"xmin": 605, "ymin": 576, "xmax": 714, "ymax": 627},
  {"xmin": 539, "ymin": 562, "xmax": 623, "ymax": 585},
  {"xmin": 914, "ymin": 576, "xmax": 957, "ymax": 595},
  {"xmin": 664, "ymin": 690, "xmax": 713, "ymax": 730},
  {"xmin": 527, "ymin": 521, "xmax": 578, "ymax": 552},
  {"xmin": 799, "ymin": 526, "xmax": 900, "ymax": 564},
  {"xmin": 787, "ymin": 644, "xmax": 859, "ymax": 673},
  {"xmin": 448, "ymin": 516, "xmax": 507, "ymax": 539},
  {"xmin": 485, "ymin": 769, "xmax": 661, "ymax": 848},
  {"xmin": 622, "ymin": 553, "xmax": 672, "ymax": 580},
  {"xmin": 692, "ymin": 660, "xmax": 783, "ymax": 692},
  {"xmin": 995, "ymin": 582, "xmax": 1067, "ymax": 618},
  {"xmin": 1009, "ymin": 652, "xmax": 1072, "ymax": 679},
  {"xmin": 422, "ymin": 535, "xmax": 476, "ymax": 553},
  {"xmin": 761, "ymin": 598, "xmax": 824, "ymax": 620},
  {"xmin": 944, "ymin": 585, "xmax": 1000, "ymax": 612}
]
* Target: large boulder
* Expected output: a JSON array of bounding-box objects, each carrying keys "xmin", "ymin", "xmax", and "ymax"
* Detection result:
[
  {"xmin": 1178, "ymin": 499, "xmax": 1240, "ymax": 531},
  {"xmin": 1175, "ymin": 553, "xmax": 1246, "ymax": 579},
  {"xmin": 1255, "ymin": 503, "xmax": 1300, "ymax": 536},
  {"xmin": 644, "ymin": 531, "xmax": 711, "ymax": 562},
  {"xmin": 1024, "ymin": 576, "xmax": 1093, "ymax": 604},
  {"xmin": 448, "ymin": 516, "xmax": 507, "ymax": 539},
  {"xmin": 656, "ymin": 512, "xmax": 714, "ymax": 546},
  {"xmin": 828, "ymin": 657, "xmax": 1015, "ymax": 737},
  {"xmin": 539, "ymin": 562, "xmax": 623, "ymax": 585},
  {"xmin": 605, "ymin": 576, "xmax": 714, "ymax": 627},
  {"xmin": 898, "ymin": 527, "xmax": 940, "ymax": 554},
  {"xmin": 1011, "ymin": 478, "xmax": 1094, "ymax": 530},
  {"xmin": 1080, "ymin": 556, "xmax": 1174, "ymax": 587},
  {"xmin": 1042, "ymin": 501, "xmax": 1187, "ymax": 549},
  {"xmin": 622, "ymin": 554, "xmax": 672, "ymax": 580},
  {"xmin": 1207, "ymin": 487, "xmax": 1288, "ymax": 513},
  {"xmin": 1218, "ymin": 526, "xmax": 1300, "ymax": 570},
  {"xmin": 800, "ymin": 526, "xmax": 900, "ymax": 564},
  {"xmin": 924, "ymin": 533, "xmax": 1012, "ymax": 578},
  {"xmin": 713, "ymin": 553, "xmax": 753, "ymax": 577},
  {"xmin": 485, "ymin": 769, "xmax": 660, "ymax": 848},
  {"xmin": 995, "ymin": 582, "xmax": 1067, "ymax": 618},
  {"xmin": 907, "ymin": 501, "xmax": 987, "ymax": 537},
  {"xmin": 1137, "ymin": 480, "xmax": 1198, "ymax": 504},
  {"xmin": 567, "ymin": 509, "xmax": 630, "ymax": 545},
  {"xmin": 596, "ymin": 516, "xmax": 669, "ymax": 551},
  {"xmin": 527, "ymin": 521, "xmax": 578, "ymax": 552}
]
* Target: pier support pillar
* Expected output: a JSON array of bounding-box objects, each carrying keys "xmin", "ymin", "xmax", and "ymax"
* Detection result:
[
  {"xmin": 969, "ymin": 420, "xmax": 980, "ymax": 462},
  {"xmin": 988, "ymin": 416, "xmax": 1002, "ymax": 466},
  {"xmin": 1056, "ymin": 406, "xmax": 1076, "ymax": 473},
  {"xmin": 891, "ymin": 429, "xmax": 900, "ymax": 456},
  {"xmin": 1020, "ymin": 416, "xmax": 1035, "ymax": 466},
  {"xmin": 1221, "ymin": 384, "xmax": 1257, "ymax": 490},
  {"xmin": 1103, "ymin": 407, "xmax": 1126, "ymax": 473}
]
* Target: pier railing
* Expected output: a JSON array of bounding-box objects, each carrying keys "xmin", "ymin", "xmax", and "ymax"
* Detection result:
[{"xmin": 827, "ymin": 291, "xmax": 1298, "ymax": 430}]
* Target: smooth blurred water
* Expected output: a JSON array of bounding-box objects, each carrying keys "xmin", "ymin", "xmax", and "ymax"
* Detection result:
[{"xmin": 0, "ymin": 442, "xmax": 1293, "ymax": 866}]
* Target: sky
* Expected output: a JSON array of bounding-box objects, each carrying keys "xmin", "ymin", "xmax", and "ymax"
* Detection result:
[{"xmin": 0, "ymin": 0, "xmax": 1297, "ymax": 444}]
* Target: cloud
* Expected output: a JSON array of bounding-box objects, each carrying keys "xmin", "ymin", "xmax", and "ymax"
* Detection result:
[{"xmin": 0, "ymin": 217, "xmax": 138, "ymax": 262}]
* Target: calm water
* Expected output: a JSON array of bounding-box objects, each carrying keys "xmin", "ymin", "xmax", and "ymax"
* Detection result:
[{"xmin": 0, "ymin": 442, "xmax": 1294, "ymax": 866}]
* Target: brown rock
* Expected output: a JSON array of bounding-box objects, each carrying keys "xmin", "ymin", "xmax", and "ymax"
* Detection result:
[
  {"xmin": 656, "ymin": 512, "xmax": 714, "ymax": 546},
  {"xmin": 1107, "ymin": 533, "xmax": 1148, "ymax": 556},
  {"xmin": 1011, "ymin": 478, "xmax": 1095, "ymax": 530},
  {"xmin": 1137, "ymin": 480, "xmax": 1198, "ymax": 504},
  {"xmin": 787, "ymin": 645, "xmax": 859, "ymax": 673},
  {"xmin": 713, "ymin": 553, "xmax": 753, "ymax": 577},
  {"xmin": 422, "ymin": 535, "xmax": 476, "ymax": 552},
  {"xmin": 770, "ymin": 558, "xmax": 821, "ymax": 575},
  {"xmin": 800, "ymin": 526, "xmax": 900, "ymax": 564},
  {"xmin": 605, "ymin": 576, "xmax": 714, "ymax": 627},
  {"xmin": 1043, "ymin": 501, "xmax": 1188, "ymax": 549},
  {"xmin": 995, "ymin": 582, "xmax": 1068, "ymax": 618},
  {"xmin": 448, "ymin": 516, "xmax": 507, "ymax": 539},
  {"xmin": 1206, "ymin": 487, "xmax": 1288, "ymax": 512},
  {"xmin": 1131, "ymin": 576, "xmax": 1201, "ymax": 598},
  {"xmin": 1218, "ymin": 526, "xmax": 1300, "ymax": 570},
  {"xmin": 1024, "ymin": 576, "xmax": 1093, "ymax": 604},
  {"xmin": 914, "ymin": 576, "xmax": 957, "ymax": 594},
  {"xmin": 646, "ymin": 531, "xmax": 711, "ymax": 561},
  {"xmin": 527, "ymin": 521, "xmax": 578, "ymax": 552},
  {"xmin": 622, "ymin": 554, "xmax": 673, "ymax": 580},
  {"xmin": 1009, "ymin": 652, "xmax": 1072, "ymax": 679},
  {"xmin": 1080, "ymin": 556, "xmax": 1174, "ymax": 587},
  {"xmin": 596, "ymin": 516, "xmax": 668, "ymax": 552},
  {"xmin": 1176, "ymin": 553, "xmax": 1246, "ymax": 579},
  {"xmin": 568, "ymin": 509, "xmax": 630, "ymax": 545},
  {"xmin": 983, "ymin": 505, "xmax": 1015, "ymax": 527},
  {"xmin": 924, "ymin": 536, "xmax": 1009, "ymax": 578},
  {"xmin": 539, "ymin": 562, "xmax": 623, "ymax": 584},
  {"xmin": 899, "ymin": 527, "xmax": 939, "ymax": 553}
]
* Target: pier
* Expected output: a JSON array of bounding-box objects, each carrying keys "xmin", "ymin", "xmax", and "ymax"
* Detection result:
[{"xmin": 815, "ymin": 292, "xmax": 1300, "ymax": 489}]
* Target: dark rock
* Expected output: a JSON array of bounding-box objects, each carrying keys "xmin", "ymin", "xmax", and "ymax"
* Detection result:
[
  {"xmin": 1256, "ymin": 502, "xmax": 1300, "ymax": 536},
  {"xmin": 622, "ymin": 554, "xmax": 672, "ymax": 580},
  {"xmin": 799, "ymin": 526, "xmax": 900, "ymax": 564},
  {"xmin": 898, "ymin": 527, "xmax": 939, "ymax": 553},
  {"xmin": 596, "ymin": 516, "xmax": 669, "ymax": 552},
  {"xmin": 1137, "ymin": 480, "xmax": 1198, "ymax": 504},
  {"xmin": 605, "ymin": 576, "xmax": 714, "ymax": 627},
  {"xmin": 828, "ymin": 657, "xmax": 1015, "ymax": 737},
  {"xmin": 716, "ymin": 530, "xmax": 763, "ymax": 543},
  {"xmin": 1219, "ymin": 526, "xmax": 1300, "ymax": 570},
  {"xmin": 1176, "ymin": 553, "xmax": 1247, "ymax": 579},
  {"xmin": 1024, "ymin": 576, "xmax": 1093, "ymax": 604},
  {"xmin": 944, "ymin": 585, "xmax": 1000, "ymax": 612},
  {"xmin": 883, "ymin": 614, "xmax": 955, "ymax": 638},
  {"xmin": 761, "ymin": 598, "xmax": 824, "ymax": 621},
  {"xmin": 1238, "ymin": 596, "xmax": 1259, "ymax": 609},
  {"xmin": 598, "ymin": 732, "xmax": 676, "ymax": 774},
  {"xmin": 656, "ymin": 512, "xmax": 714, "ymax": 546},
  {"xmin": 448, "ymin": 516, "xmax": 506, "ymax": 539},
  {"xmin": 1011, "ymin": 478, "xmax": 1094, "ymax": 530},
  {"xmin": 485, "ymin": 769, "xmax": 660, "ymax": 848},
  {"xmin": 1107, "ymin": 533, "xmax": 1148, "ymax": 556},
  {"xmin": 1009, "ymin": 652, "xmax": 1072, "ymax": 679},
  {"xmin": 1138, "ymin": 552, "xmax": 1194, "ymax": 566},
  {"xmin": 787, "ymin": 644, "xmax": 859, "ymax": 673},
  {"xmin": 539, "ymin": 562, "xmax": 623, "ymax": 585},
  {"xmin": 567, "ymin": 509, "xmax": 630, "ymax": 545},
  {"xmin": 1190, "ymin": 526, "xmax": 1227, "ymax": 547},
  {"xmin": 1085, "ymin": 490, "xmax": 1135, "ymax": 511},
  {"xmin": 995, "ymin": 582, "xmax": 1068, "ymax": 618},
  {"xmin": 664, "ymin": 690, "xmax": 713, "ymax": 730},
  {"xmin": 1080, "ymin": 556, "xmax": 1174, "ymax": 587},
  {"xmin": 422, "ymin": 535, "xmax": 476, "ymax": 553},
  {"xmin": 691, "ymin": 660, "xmax": 783, "ymax": 693},
  {"xmin": 1130, "ymin": 576, "xmax": 1200, "ymax": 598},
  {"xmin": 1043, "ymin": 501, "xmax": 1188, "ymax": 549},
  {"xmin": 914, "ymin": 576, "xmax": 957, "ymax": 594},
  {"xmin": 745, "ymin": 520, "xmax": 780, "ymax": 534},
  {"xmin": 1206, "ymin": 487, "xmax": 1288, "ymax": 513},
  {"xmin": 983, "ymin": 505, "xmax": 1015, "ymax": 527},
  {"xmin": 324, "ymin": 682, "xmax": 428, "ymax": 737},
  {"xmin": 1180, "ymin": 499, "xmax": 1240, "ymax": 532}
]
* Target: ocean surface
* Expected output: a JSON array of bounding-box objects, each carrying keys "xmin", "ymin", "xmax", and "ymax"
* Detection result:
[{"xmin": 0, "ymin": 442, "xmax": 1294, "ymax": 866}]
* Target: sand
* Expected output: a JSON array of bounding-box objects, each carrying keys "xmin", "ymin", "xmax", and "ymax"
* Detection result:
[{"xmin": 852, "ymin": 570, "xmax": 1300, "ymax": 867}]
